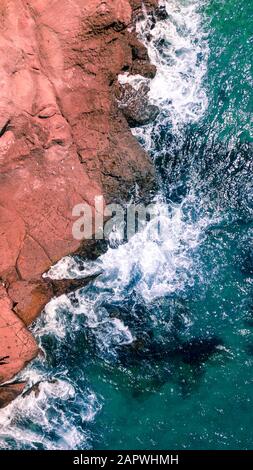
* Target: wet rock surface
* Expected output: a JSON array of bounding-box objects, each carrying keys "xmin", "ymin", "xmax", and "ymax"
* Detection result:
[
  {"xmin": 0, "ymin": 0, "xmax": 158, "ymax": 405},
  {"xmin": 0, "ymin": 382, "xmax": 27, "ymax": 409},
  {"xmin": 116, "ymin": 82, "xmax": 159, "ymax": 127},
  {"xmin": 0, "ymin": 285, "xmax": 38, "ymax": 384}
]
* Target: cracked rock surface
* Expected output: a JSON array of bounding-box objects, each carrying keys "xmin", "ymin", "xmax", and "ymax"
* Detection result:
[{"xmin": 0, "ymin": 0, "xmax": 157, "ymax": 405}]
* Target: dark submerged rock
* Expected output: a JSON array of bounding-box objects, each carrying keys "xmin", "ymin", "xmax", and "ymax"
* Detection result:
[
  {"xmin": 118, "ymin": 334, "xmax": 224, "ymax": 367},
  {"xmin": 178, "ymin": 337, "xmax": 224, "ymax": 365},
  {"xmin": 154, "ymin": 5, "xmax": 169, "ymax": 21}
]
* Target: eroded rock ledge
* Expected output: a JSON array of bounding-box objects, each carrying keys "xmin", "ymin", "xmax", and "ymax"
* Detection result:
[{"xmin": 0, "ymin": 0, "xmax": 158, "ymax": 406}]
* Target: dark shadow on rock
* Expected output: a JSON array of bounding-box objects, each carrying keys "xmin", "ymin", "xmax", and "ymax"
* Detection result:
[
  {"xmin": 0, "ymin": 382, "xmax": 27, "ymax": 409},
  {"xmin": 44, "ymin": 273, "xmax": 102, "ymax": 298},
  {"xmin": 77, "ymin": 240, "xmax": 109, "ymax": 261},
  {"xmin": 116, "ymin": 82, "xmax": 159, "ymax": 128}
]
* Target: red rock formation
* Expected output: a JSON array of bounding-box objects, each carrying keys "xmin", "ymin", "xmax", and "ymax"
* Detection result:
[
  {"xmin": 0, "ymin": 0, "xmax": 158, "ymax": 406},
  {"xmin": 0, "ymin": 382, "xmax": 28, "ymax": 409},
  {"xmin": 0, "ymin": 286, "xmax": 38, "ymax": 382}
]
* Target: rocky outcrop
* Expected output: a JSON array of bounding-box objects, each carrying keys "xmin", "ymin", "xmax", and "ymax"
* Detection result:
[
  {"xmin": 0, "ymin": 286, "xmax": 38, "ymax": 383},
  {"xmin": 7, "ymin": 273, "xmax": 101, "ymax": 326},
  {"xmin": 129, "ymin": 0, "xmax": 159, "ymax": 13},
  {"xmin": 0, "ymin": 0, "xmax": 158, "ymax": 406},
  {"xmin": 0, "ymin": 382, "xmax": 27, "ymax": 409},
  {"xmin": 116, "ymin": 82, "xmax": 159, "ymax": 127}
]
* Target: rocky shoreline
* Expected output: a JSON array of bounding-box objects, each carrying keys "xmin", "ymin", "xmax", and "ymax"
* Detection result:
[{"xmin": 0, "ymin": 0, "xmax": 161, "ymax": 407}]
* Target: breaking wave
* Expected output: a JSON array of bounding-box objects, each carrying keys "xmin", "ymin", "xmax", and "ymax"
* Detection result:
[{"xmin": 120, "ymin": 0, "xmax": 209, "ymax": 149}]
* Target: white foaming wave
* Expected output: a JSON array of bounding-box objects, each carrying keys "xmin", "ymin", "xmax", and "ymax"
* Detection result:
[
  {"xmin": 0, "ymin": 369, "xmax": 101, "ymax": 450},
  {"xmin": 31, "ymin": 198, "xmax": 211, "ymax": 363},
  {"xmin": 32, "ymin": 295, "xmax": 70, "ymax": 339},
  {"xmin": 45, "ymin": 256, "xmax": 102, "ymax": 280},
  {"xmin": 0, "ymin": 205, "xmax": 212, "ymax": 449},
  {"xmin": 37, "ymin": 269, "xmax": 134, "ymax": 354},
  {"xmin": 120, "ymin": 0, "xmax": 209, "ymax": 147},
  {"xmin": 45, "ymin": 198, "xmax": 210, "ymax": 305},
  {"xmin": 97, "ymin": 199, "xmax": 209, "ymax": 301},
  {"xmin": 37, "ymin": 289, "xmax": 134, "ymax": 354},
  {"xmin": 144, "ymin": 0, "xmax": 209, "ymax": 118},
  {"xmin": 39, "ymin": 0, "xmax": 211, "ymax": 355}
]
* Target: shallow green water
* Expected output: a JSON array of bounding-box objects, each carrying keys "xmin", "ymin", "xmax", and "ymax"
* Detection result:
[{"xmin": 1, "ymin": 0, "xmax": 253, "ymax": 451}]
